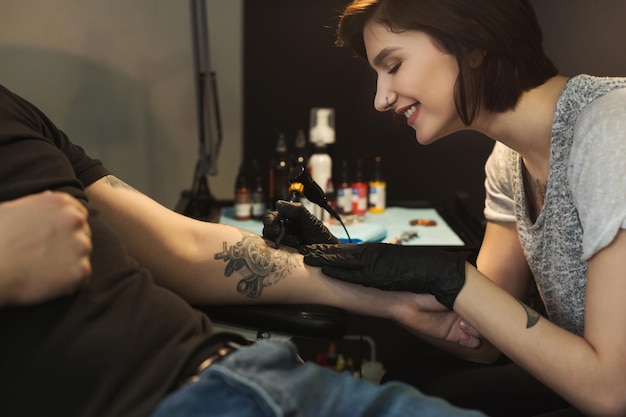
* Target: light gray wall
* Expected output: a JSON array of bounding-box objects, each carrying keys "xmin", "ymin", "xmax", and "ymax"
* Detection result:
[{"xmin": 0, "ymin": 0, "xmax": 242, "ymax": 208}]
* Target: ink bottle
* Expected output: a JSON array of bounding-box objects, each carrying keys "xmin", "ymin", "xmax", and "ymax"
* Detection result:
[
  {"xmin": 336, "ymin": 159, "xmax": 352, "ymax": 216},
  {"xmin": 368, "ymin": 155, "xmax": 386, "ymax": 213},
  {"xmin": 351, "ymin": 158, "xmax": 368, "ymax": 218},
  {"xmin": 250, "ymin": 159, "xmax": 266, "ymax": 219},
  {"xmin": 268, "ymin": 133, "xmax": 291, "ymax": 209},
  {"xmin": 234, "ymin": 163, "xmax": 252, "ymax": 220},
  {"xmin": 291, "ymin": 129, "xmax": 308, "ymax": 168}
]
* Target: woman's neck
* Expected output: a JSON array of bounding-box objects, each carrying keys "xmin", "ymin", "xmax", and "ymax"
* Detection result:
[
  {"xmin": 474, "ymin": 75, "xmax": 569, "ymax": 220},
  {"xmin": 474, "ymin": 75, "xmax": 569, "ymax": 171}
]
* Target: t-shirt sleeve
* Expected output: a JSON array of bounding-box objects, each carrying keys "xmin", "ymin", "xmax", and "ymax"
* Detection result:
[
  {"xmin": 52, "ymin": 125, "xmax": 110, "ymax": 188},
  {"xmin": 484, "ymin": 141, "xmax": 517, "ymax": 223},
  {"xmin": 569, "ymin": 88, "xmax": 626, "ymax": 261},
  {"xmin": 0, "ymin": 85, "xmax": 110, "ymax": 202}
]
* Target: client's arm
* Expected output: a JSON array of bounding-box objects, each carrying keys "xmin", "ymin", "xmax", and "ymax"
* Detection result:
[{"xmin": 85, "ymin": 175, "xmax": 415, "ymax": 323}]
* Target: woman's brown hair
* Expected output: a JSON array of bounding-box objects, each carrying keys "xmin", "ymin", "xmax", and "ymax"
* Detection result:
[{"xmin": 337, "ymin": 0, "xmax": 558, "ymax": 124}]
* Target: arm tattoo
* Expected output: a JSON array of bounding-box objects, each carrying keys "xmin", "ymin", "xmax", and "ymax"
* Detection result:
[
  {"xmin": 518, "ymin": 300, "xmax": 540, "ymax": 329},
  {"xmin": 214, "ymin": 231, "xmax": 301, "ymax": 298},
  {"xmin": 103, "ymin": 175, "xmax": 140, "ymax": 193}
]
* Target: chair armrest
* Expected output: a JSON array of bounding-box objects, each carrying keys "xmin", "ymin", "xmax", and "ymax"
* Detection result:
[{"xmin": 194, "ymin": 304, "xmax": 347, "ymax": 339}]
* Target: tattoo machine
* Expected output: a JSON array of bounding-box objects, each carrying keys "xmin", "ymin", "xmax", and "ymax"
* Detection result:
[
  {"xmin": 277, "ymin": 165, "xmax": 352, "ymax": 244},
  {"xmin": 275, "ymin": 181, "xmax": 305, "ymax": 246}
]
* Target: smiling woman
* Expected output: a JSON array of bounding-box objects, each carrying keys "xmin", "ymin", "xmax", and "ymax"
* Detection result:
[
  {"xmin": 288, "ymin": 1, "xmax": 626, "ymax": 417},
  {"xmin": 337, "ymin": 0, "xmax": 558, "ymax": 125},
  {"xmin": 363, "ymin": 27, "xmax": 461, "ymax": 145}
]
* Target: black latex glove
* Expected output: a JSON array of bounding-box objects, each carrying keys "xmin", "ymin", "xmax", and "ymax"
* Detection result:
[
  {"xmin": 301, "ymin": 243, "xmax": 472, "ymax": 310},
  {"xmin": 262, "ymin": 200, "xmax": 339, "ymax": 248}
]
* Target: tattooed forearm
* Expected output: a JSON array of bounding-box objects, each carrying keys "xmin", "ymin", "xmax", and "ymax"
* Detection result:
[
  {"xmin": 214, "ymin": 231, "xmax": 301, "ymax": 298},
  {"xmin": 518, "ymin": 301, "xmax": 540, "ymax": 328},
  {"xmin": 103, "ymin": 175, "xmax": 140, "ymax": 193}
]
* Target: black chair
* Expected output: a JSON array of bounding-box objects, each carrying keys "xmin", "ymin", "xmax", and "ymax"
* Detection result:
[{"xmin": 194, "ymin": 304, "xmax": 347, "ymax": 341}]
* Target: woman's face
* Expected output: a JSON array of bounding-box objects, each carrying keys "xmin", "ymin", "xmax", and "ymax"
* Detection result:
[{"xmin": 364, "ymin": 21, "xmax": 466, "ymax": 144}]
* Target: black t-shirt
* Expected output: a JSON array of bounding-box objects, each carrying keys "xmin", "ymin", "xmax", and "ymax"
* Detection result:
[{"xmin": 0, "ymin": 84, "xmax": 217, "ymax": 417}]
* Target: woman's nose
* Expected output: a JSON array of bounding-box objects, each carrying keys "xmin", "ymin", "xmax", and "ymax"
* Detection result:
[{"xmin": 374, "ymin": 90, "xmax": 394, "ymax": 112}]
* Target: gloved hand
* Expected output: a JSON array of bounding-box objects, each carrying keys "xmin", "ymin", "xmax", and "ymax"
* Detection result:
[
  {"xmin": 262, "ymin": 200, "xmax": 339, "ymax": 248},
  {"xmin": 301, "ymin": 243, "xmax": 473, "ymax": 310}
]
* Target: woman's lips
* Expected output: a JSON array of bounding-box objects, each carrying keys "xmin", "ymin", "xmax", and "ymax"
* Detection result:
[{"xmin": 402, "ymin": 104, "xmax": 420, "ymax": 125}]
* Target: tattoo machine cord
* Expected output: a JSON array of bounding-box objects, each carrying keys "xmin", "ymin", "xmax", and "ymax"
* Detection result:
[{"xmin": 286, "ymin": 165, "xmax": 352, "ymax": 244}]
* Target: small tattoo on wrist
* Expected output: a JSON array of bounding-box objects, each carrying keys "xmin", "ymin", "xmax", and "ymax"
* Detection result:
[{"xmin": 518, "ymin": 301, "xmax": 540, "ymax": 328}]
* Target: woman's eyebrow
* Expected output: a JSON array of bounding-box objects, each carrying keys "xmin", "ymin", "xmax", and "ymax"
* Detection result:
[{"xmin": 372, "ymin": 47, "xmax": 401, "ymax": 68}]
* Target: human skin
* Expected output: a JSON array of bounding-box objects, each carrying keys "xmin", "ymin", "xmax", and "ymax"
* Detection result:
[
  {"xmin": 0, "ymin": 191, "xmax": 92, "ymax": 306},
  {"xmin": 85, "ymin": 175, "xmax": 479, "ymax": 346}
]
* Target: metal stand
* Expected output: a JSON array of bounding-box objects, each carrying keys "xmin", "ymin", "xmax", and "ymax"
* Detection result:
[{"xmin": 175, "ymin": 0, "xmax": 223, "ymax": 222}]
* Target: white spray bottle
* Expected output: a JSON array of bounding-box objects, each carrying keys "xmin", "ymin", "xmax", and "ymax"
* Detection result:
[{"xmin": 307, "ymin": 108, "xmax": 335, "ymax": 220}]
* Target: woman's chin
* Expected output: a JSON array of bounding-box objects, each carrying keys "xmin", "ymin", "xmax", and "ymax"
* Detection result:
[
  {"xmin": 414, "ymin": 125, "xmax": 460, "ymax": 145},
  {"xmin": 414, "ymin": 131, "xmax": 439, "ymax": 146}
]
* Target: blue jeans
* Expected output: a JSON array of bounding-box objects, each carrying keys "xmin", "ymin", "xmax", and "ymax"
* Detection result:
[{"xmin": 150, "ymin": 340, "xmax": 486, "ymax": 417}]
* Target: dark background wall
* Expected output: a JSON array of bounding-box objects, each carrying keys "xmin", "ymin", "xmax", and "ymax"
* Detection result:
[{"xmin": 242, "ymin": 0, "xmax": 626, "ymax": 223}]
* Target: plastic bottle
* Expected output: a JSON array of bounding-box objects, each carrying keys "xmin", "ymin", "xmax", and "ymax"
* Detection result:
[
  {"xmin": 307, "ymin": 144, "xmax": 332, "ymax": 191},
  {"xmin": 291, "ymin": 129, "xmax": 308, "ymax": 167},
  {"xmin": 234, "ymin": 162, "xmax": 252, "ymax": 220},
  {"xmin": 336, "ymin": 159, "xmax": 352, "ymax": 216},
  {"xmin": 326, "ymin": 341, "xmax": 338, "ymax": 368},
  {"xmin": 309, "ymin": 108, "xmax": 336, "ymax": 147},
  {"xmin": 307, "ymin": 146, "xmax": 332, "ymax": 219},
  {"xmin": 351, "ymin": 158, "xmax": 368, "ymax": 218},
  {"xmin": 250, "ymin": 159, "xmax": 266, "ymax": 219},
  {"xmin": 268, "ymin": 133, "xmax": 291, "ymax": 209},
  {"xmin": 335, "ymin": 354, "xmax": 346, "ymax": 372},
  {"xmin": 368, "ymin": 155, "xmax": 386, "ymax": 213},
  {"xmin": 308, "ymin": 108, "xmax": 335, "ymax": 220}
]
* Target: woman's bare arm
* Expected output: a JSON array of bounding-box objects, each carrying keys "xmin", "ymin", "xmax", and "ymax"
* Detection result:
[{"xmin": 455, "ymin": 229, "xmax": 626, "ymax": 416}]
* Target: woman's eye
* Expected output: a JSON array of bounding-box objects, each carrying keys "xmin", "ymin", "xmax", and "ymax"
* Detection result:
[{"xmin": 388, "ymin": 63, "xmax": 401, "ymax": 74}]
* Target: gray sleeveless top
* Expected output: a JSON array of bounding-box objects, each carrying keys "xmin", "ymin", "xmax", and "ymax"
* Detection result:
[{"xmin": 484, "ymin": 75, "xmax": 626, "ymax": 335}]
